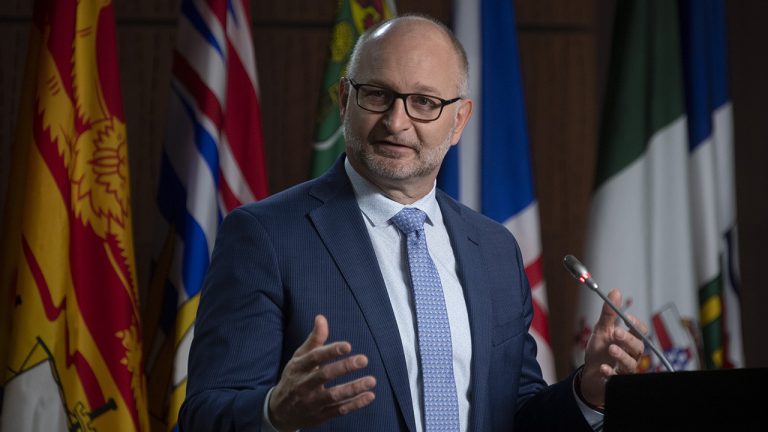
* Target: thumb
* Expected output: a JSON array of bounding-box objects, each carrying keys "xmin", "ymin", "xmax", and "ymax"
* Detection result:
[
  {"xmin": 295, "ymin": 314, "xmax": 329, "ymax": 355},
  {"xmin": 595, "ymin": 288, "xmax": 622, "ymax": 329}
]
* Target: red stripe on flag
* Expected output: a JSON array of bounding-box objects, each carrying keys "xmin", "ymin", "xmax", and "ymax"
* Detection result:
[
  {"xmin": 218, "ymin": 174, "xmax": 241, "ymax": 213},
  {"xmin": 206, "ymin": 0, "xmax": 228, "ymax": 29},
  {"xmin": 39, "ymin": 0, "xmax": 77, "ymax": 107},
  {"xmin": 94, "ymin": 4, "xmax": 124, "ymax": 120},
  {"xmin": 33, "ymin": 107, "xmax": 70, "ymax": 202},
  {"xmin": 21, "ymin": 236, "xmax": 107, "ymax": 410},
  {"xmin": 524, "ymin": 256, "xmax": 543, "ymax": 289},
  {"xmin": 173, "ymin": 51, "xmax": 224, "ymax": 129},
  {"xmin": 223, "ymin": 37, "xmax": 268, "ymax": 199},
  {"xmin": 531, "ymin": 298, "xmax": 551, "ymax": 342},
  {"xmin": 652, "ymin": 314, "xmax": 672, "ymax": 351}
]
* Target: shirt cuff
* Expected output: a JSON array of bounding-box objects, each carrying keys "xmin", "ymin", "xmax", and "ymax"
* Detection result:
[
  {"xmin": 572, "ymin": 368, "xmax": 605, "ymax": 430},
  {"xmin": 261, "ymin": 387, "xmax": 282, "ymax": 432}
]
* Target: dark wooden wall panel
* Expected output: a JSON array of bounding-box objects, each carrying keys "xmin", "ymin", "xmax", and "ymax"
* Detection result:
[
  {"xmin": 517, "ymin": 0, "xmax": 594, "ymax": 27},
  {"xmin": 0, "ymin": 23, "xmax": 29, "ymax": 225},
  {"xmin": 725, "ymin": 1, "xmax": 768, "ymax": 368},
  {"xmin": 117, "ymin": 25, "xmax": 176, "ymax": 295},
  {"xmin": 254, "ymin": 26, "xmax": 332, "ymax": 193},
  {"xmin": 252, "ymin": 1, "xmax": 335, "ymax": 23}
]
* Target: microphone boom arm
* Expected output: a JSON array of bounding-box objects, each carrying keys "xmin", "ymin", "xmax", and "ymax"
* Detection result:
[{"xmin": 564, "ymin": 255, "xmax": 675, "ymax": 373}]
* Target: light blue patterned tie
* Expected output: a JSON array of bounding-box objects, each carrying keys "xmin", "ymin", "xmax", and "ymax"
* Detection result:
[{"xmin": 391, "ymin": 207, "xmax": 460, "ymax": 432}]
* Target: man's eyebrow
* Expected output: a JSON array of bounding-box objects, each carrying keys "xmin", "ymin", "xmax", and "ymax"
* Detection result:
[{"xmin": 365, "ymin": 79, "xmax": 443, "ymax": 96}]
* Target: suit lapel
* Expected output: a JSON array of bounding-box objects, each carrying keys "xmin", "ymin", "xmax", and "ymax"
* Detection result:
[
  {"xmin": 309, "ymin": 159, "xmax": 417, "ymax": 432},
  {"xmin": 437, "ymin": 192, "xmax": 493, "ymax": 432}
]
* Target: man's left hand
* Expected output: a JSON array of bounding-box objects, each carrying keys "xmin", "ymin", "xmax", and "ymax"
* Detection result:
[{"xmin": 580, "ymin": 288, "xmax": 648, "ymax": 408}]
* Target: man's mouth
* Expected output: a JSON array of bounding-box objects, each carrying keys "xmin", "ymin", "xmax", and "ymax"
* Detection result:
[{"xmin": 374, "ymin": 140, "xmax": 416, "ymax": 152}]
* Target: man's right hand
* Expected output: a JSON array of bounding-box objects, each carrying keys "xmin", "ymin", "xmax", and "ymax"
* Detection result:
[{"xmin": 268, "ymin": 314, "xmax": 377, "ymax": 431}]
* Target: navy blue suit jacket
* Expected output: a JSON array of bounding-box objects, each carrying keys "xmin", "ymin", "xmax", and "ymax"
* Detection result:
[{"xmin": 179, "ymin": 157, "xmax": 591, "ymax": 431}]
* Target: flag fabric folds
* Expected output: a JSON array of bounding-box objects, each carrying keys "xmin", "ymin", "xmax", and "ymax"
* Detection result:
[
  {"xmin": 143, "ymin": 0, "xmax": 269, "ymax": 430},
  {"xmin": 678, "ymin": 0, "xmax": 742, "ymax": 369},
  {"xmin": 574, "ymin": 0, "xmax": 742, "ymax": 373},
  {"xmin": 311, "ymin": 0, "xmax": 396, "ymax": 177},
  {"xmin": 441, "ymin": 0, "xmax": 557, "ymax": 384},
  {"xmin": 0, "ymin": 0, "xmax": 149, "ymax": 430}
]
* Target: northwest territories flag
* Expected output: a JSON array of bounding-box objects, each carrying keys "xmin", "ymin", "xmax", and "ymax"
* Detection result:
[
  {"xmin": 441, "ymin": 0, "xmax": 556, "ymax": 384},
  {"xmin": 574, "ymin": 0, "xmax": 742, "ymax": 372},
  {"xmin": 143, "ymin": 0, "xmax": 269, "ymax": 430}
]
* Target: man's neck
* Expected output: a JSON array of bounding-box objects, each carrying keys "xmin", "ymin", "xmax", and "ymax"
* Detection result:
[{"xmin": 347, "ymin": 158, "xmax": 436, "ymax": 205}]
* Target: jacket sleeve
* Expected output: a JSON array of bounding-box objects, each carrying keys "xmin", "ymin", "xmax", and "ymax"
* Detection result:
[
  {"xmin": 509, "ymin": 237, "xmax": 592, "ymax": 431},
  {"xmin": 178, "ymin": 208, "xmax": 285, "ymax": 431}
]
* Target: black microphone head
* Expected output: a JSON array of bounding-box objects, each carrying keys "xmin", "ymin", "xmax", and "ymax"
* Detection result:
[
  {"xmin": 563, "ymin": 255, "xmax": 587, "ymax": 278},
  {"xmin": 563, "ymin": 255, "xmax": 598, "ymax": 290}
]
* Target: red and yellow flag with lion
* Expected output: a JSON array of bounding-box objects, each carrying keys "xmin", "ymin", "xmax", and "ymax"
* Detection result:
[{"xmin": 0, "ymin": 0, "xmax": 148, "ymax": 430}]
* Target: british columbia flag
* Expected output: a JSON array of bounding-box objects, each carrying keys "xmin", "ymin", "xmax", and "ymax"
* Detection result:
[{"xmin": 144, "ymin": 0, "xmax": 268, "ymax": 430}]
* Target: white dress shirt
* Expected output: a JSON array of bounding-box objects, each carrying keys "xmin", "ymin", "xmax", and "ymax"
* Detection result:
[{"xmin": 344, "ymin": 159, "xmax": 472, "ymax": 432}]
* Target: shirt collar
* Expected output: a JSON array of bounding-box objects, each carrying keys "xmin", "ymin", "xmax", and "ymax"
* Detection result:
[{"xmin": 344, "ymin": 157, "xmax": 439, "ymax": 228}]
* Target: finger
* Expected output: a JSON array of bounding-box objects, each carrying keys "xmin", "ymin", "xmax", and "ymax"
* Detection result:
[
  {"xmin": 304, "ymin": 354, "xmax": 370, "ymax": 389},
  {"xmin": 294, "ymin": 341, "xmax": 353, "ymax": 372},
  {"xmin": 600, "ymin": 363, "xmax": 616, "ymax": 378},
  {"xmin": 322, "ymin": 376, "xmax": 377, "ymax": 406},
  {"xmin": 321, "ymin": 391, "xmax": 376, "ymax": 419},
  {"xmin": 613, "ymin": 327, "xmax": 645, "ymax": 359},
  {"xmin": 295, "ymin": 315, "xmax": 330, "ymax": 356},
  {"xmin": 608, "ymin": 344, "xmax": 639, "ymax": 373},
  {"xmin": 595, "ymin": 288, "xmax": 622, "ymax": 329}
]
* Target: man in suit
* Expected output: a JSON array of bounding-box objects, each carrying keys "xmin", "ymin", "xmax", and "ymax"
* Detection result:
[{"xmin": 179, "ymin": 14, "xmax": 646, "ymax": 432}]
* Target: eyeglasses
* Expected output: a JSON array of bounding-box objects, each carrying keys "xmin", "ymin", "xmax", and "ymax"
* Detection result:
[{"xmin": 347, "ymin": 78, "xmax": 461, "ymax": 122}]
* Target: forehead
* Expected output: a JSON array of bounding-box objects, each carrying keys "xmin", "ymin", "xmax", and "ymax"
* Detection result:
[{"xmin": 355, "ymin": 20, "xmax": 461, "ymax": 95}]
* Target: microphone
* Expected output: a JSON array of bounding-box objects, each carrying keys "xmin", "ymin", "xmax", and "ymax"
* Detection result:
[{"xmin": 563, "ymin": 254, "xmax": 675, "ymax": 373}]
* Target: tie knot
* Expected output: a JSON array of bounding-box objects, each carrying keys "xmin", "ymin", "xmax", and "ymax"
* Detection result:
[{"xmin": 390, "ymin": 207, "xmax": 427, "ymax": 235}]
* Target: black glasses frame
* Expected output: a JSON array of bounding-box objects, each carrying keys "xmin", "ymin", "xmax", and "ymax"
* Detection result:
[{"xmin": 347, "ymin": 78, "xmax": 461, "ymax": 122}]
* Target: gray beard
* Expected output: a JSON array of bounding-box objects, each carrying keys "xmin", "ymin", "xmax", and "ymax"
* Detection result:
[{"xmin": 343, "ymin": 121, "xmax": 455, "ymax": 181}]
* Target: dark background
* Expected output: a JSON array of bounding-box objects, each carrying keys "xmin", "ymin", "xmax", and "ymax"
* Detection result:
[{"xmin": 1, "ymin": 0, "xmax": 766, "ymax": 379}]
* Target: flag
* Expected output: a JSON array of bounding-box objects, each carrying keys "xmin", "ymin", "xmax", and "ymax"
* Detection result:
[
  {"xmin": 143, "ymin": 0, "xmax": 269, "ymax": 430},
  {"xmin": 441, "ymin": 0, "xmax": 556, "ymax": 384},
  {"xmin": 574, "ymin": 0, "xmax": 742, "ymax": 373},
  {"xmin": 0, "ymin": 0, "xmax": 149, "ymax": 430},
  {"xmin": 678, "ymin": 0, "xmax": 742, "ymax": 368},
  {"xmin": 311, "ymin": 0, "xmax": 396, "ymax": 177}
]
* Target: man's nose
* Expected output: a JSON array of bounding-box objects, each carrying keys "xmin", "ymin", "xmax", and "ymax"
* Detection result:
[{"xmin": 382, "ymin": 97, "xmax": 412, "ymax": 132}]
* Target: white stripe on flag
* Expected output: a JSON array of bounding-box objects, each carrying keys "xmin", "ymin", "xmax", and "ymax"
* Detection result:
[
  {"xmin": 690, "ymin": 135, "xmax": 721, "ymax": 284},
  {"xmin": 219, "ymin": 135, "xmax": 256, "ymax": 204},
  {"xmin": 503, "ymin": 202, "xmax": 542, "ymax": 267},
  {"xmin": 177, "ymin": 13, "xmax": 227, "ymax": 103},
  {"xmin": 173, "ymin": 324, "xmax": 195, "ymax": 387},
  {"xmin": 453, "ymin": 0, "xmax": 481, "ymax": 210},
  {"xmin": 165, "ymin": 85, "xmax": 220, "ymax": 252}
]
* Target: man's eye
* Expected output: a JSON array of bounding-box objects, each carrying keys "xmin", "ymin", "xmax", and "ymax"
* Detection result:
[
  {"xmin": 412, "ymin": 96, "xmax": 439, "ymax": 108},
  {"xmin": 363, "ymin": 89, "xmax": 388, "ymax": 99}
]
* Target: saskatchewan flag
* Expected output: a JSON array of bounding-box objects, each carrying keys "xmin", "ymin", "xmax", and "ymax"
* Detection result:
[
  {"xmin": 574, "ymin": 0, "xmax": 742, "ymax": 372},
  {"xmin": 311, "ymin": 0, "xmax": 396, "ymax": 177}
]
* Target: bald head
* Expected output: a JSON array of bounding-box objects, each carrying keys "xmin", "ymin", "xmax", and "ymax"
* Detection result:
[{"xmin": 346, "ymin": 14, "xmax": 469, "ymax": 97}]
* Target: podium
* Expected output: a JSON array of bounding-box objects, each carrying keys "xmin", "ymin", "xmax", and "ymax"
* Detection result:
[{"xmin": 604, "ymin": 368, "xmax": 768, "ymax": 431}]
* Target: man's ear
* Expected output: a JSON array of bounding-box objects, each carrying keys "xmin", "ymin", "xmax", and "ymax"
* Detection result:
[
  {"xmin": 338, "ymin": 78, "xmax": 350, "ymax": 118},
  {"xmin": 450, "ymin": 98, "xmax": 474, "ymax": 145}
]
